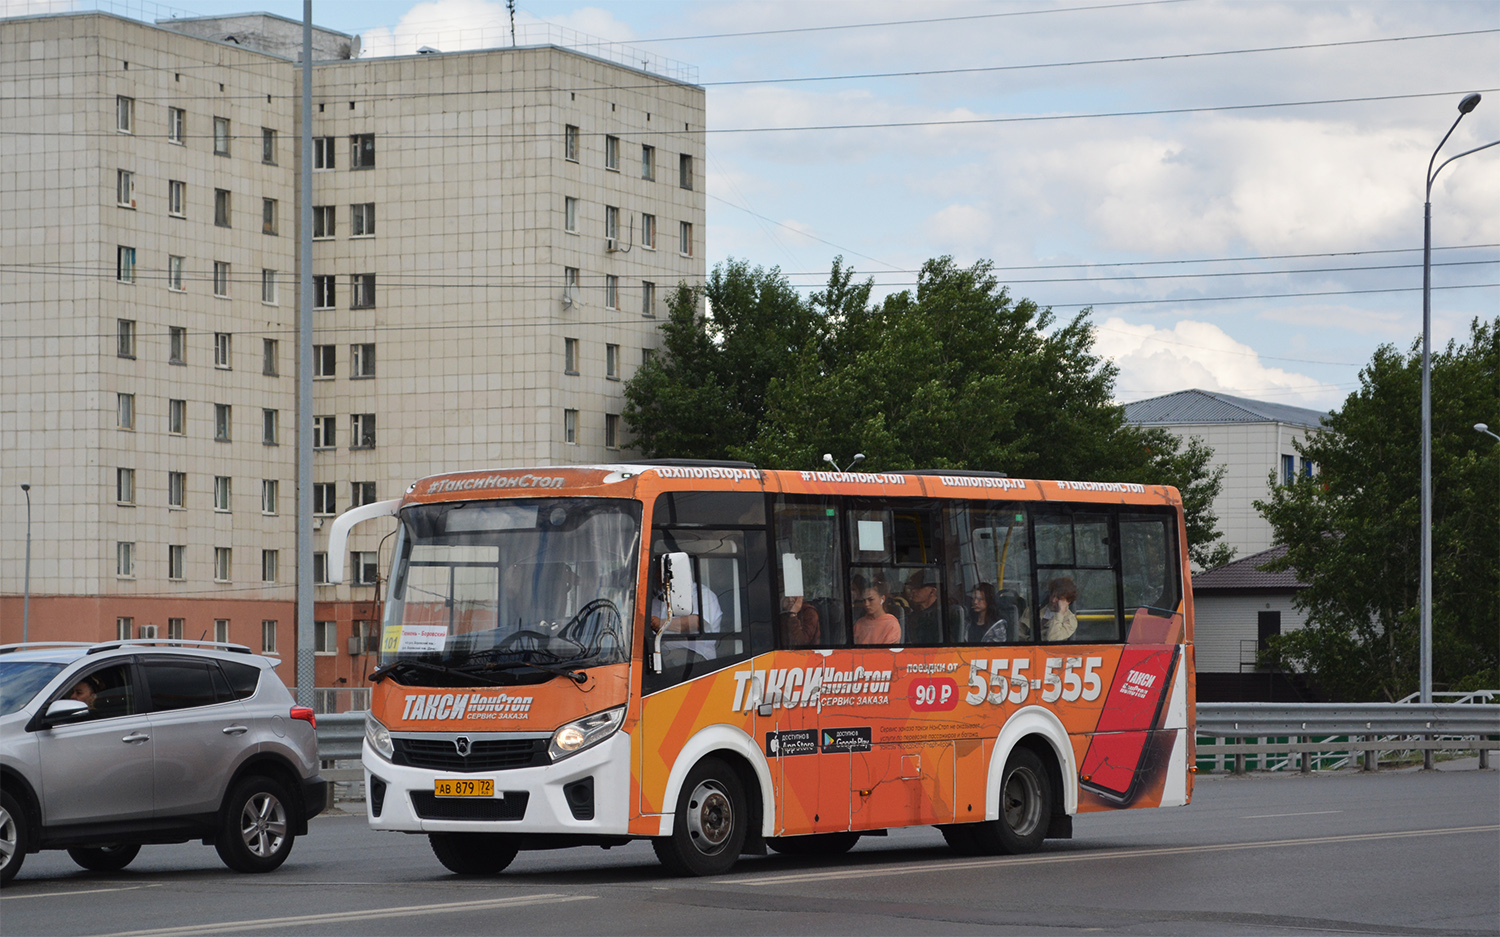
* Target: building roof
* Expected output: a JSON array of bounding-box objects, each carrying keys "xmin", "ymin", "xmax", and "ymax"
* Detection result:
[
  {"xmin": 1124, "ymin": 389, "xmax": 1329, "ymax": 429},
  {"xmin": 1193, "ymin": 545, "xmax": 1308, "ymax": 592}
]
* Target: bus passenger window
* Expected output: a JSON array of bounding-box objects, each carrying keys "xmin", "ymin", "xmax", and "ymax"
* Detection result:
[
  {"xmin": 1034, "ymin": 510, "xmax": 1121, "ymax": 642},
  {"xmin": 949, "ymin": 503, "xmax": 1033, "ymax": 644},
  {"xmin": 1120, "ymin": 512, "xmax": 1182, "ymax": 643},
  {"xmin": 775, "ymin": 499, "xmax": 846, "ymax": 646}
]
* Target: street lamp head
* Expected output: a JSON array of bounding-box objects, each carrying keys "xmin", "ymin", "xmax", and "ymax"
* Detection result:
[
  {"xmin": 20, "ymin": 483, "xmax": 29, "ymax": 492},
  {"xmin": 1478, "ymin": 423, "xmax": 1490, "ymax": 433},
  {"xmin": 1458, "ymin": 93, "xmax": 1481, "ymax": 115}
]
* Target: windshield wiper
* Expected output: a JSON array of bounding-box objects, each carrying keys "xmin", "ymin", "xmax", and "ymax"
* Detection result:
[
  {"xmin": 370, "ymin": 658, "xmax": 514, "ymax": 687},
  {"xmin": 482, "ymin": 659, "xmax": 588, "ymax": 684}
]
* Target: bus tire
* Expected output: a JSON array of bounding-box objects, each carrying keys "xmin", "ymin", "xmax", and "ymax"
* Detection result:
[
  {"xmin": 971, "ymin": 747, "xmax": 1052, "ymax": 855},
  {"xmin": 766, "ymin": 831, "xmax": 860, "ymax": 856},
  {"xmin": 653, "ymin": 757, "xmax": 746, "ymax": 876},
  {"xmin": 429, "ymin": 833, "xmax": 518, "ymax": 875}
]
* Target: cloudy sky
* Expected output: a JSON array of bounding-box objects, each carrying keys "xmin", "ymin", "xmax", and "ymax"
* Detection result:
[{"xmin": 72, "ymin": 0, "xmax": 1500, "ymax": 407}]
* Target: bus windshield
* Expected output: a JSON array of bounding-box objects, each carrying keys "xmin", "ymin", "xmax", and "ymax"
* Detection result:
[{"xmin": 380, "ymin": 498, "xmax": 641, "ymax": 685}]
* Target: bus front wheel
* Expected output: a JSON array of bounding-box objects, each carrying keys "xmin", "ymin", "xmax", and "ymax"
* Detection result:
[
  {"xmin": 653, "ymin": 757, "xmax": 747, "ymax": 876},
  {"xmin": 969, "ymin": 747, "xmax": 1052, "ymax": 855}
]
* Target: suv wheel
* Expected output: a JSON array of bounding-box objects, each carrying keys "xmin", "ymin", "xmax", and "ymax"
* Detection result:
[
  {"xmin": 0, "ymin": 791, "xmax": 28, "ymax": 885},
  {"xmin": 215, "ymin": 776, "xmax": 296, "ymax": 873},
  {"xmin": 67, "ymin": 844, "xmax": 141, "ymax": 872},
  {"xmin": 429, "ymin": 833, "xmax": 518, "ymax": 875}
]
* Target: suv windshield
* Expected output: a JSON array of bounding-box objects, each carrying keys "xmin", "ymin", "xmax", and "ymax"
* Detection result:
[
  {"xmin": 0, "ymin": 660, "xmax": 68, "ymax": 715},
  {"xmin": 381, "ymin": 498, "xmax": 641, "ymax": 686}
]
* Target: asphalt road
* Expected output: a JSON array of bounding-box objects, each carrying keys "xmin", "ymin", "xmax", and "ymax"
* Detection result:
[{"xmin": 4, "ymin": 764, "xmax": 1496, "ymax": 936}]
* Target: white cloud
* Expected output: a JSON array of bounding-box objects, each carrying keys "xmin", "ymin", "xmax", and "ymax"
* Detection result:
[{"xmin": 361, "ymin": 1, "xmax": 636, "ymax": 56}]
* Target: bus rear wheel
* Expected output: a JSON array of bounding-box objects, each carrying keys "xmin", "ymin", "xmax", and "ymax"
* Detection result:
[
  {"xmin": 429, "ymin": 833, "xmax": 518, "ymax": 875},
  {"xmin": 653, "ymin": 757, "xmax": 747, "ymax": 876},
  {"xmin": 969, "ymin": 747, "xmax": 1053, "ymax": 855}
]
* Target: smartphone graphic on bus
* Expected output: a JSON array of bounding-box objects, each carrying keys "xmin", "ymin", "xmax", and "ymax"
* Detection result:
[{"xmin": 1078, "ymin": 645, "xmax": 1180, "ymax": 806}]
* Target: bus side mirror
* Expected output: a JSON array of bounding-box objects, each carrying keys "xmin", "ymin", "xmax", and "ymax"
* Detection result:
[{"xmin": 653, "ymin": 552, "xmax": 695, "ymax": 672}]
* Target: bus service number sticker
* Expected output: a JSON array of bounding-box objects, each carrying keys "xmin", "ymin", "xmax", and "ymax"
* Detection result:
[
  {"xmin": 434, "ymin": 778, "xmax": 495, "ymax": 798},
  {"xmin": 965, "ymin": 656, "xmax": 1103, "ymax": 706},
  {"xmin": 908, "ymin": 677, "xmax": 960, "ymax": 712}
]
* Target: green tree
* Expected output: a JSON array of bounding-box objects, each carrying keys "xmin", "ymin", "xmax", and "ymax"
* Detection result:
[
  {"xmin": 625, "ymin": 256, "xmax": 1233, "ymax": 568},
  {"xmin": 1256, "ymin": 318, "xmax": 1500, "ymax": 700}
]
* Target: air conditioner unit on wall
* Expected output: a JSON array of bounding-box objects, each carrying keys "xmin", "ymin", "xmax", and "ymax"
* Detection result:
[
  {"xmin": 138, "ymin": 624, "xmax": 158, "ymax": 639},
  {"xmin": 605, "ymin": 237, "xmax": 617, "ymax": 252}
]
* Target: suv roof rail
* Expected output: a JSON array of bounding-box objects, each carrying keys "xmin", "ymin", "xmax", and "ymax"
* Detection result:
[
  {"xmin": 85, "ymin": 638, "xmax": 255, "ymax": 655},
  {"xmin": 0, "ymin": 641, "xmax": 97, "ymax": 655}
]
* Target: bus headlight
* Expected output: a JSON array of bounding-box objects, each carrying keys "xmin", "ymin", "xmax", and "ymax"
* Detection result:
[
  {"xmin": 365, "ymin": 713, "xmax": 394, "ymax": 760},
  {"xmin": 548, "ymin": 706, "xmax": 625, "ymax": 762}
]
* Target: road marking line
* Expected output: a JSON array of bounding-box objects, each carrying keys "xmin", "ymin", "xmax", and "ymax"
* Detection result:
[
  {"xmin": 719, "ymin": 825, "xmax": 1500, "ymax": 886},
  {"xmin": 2, "ymin": 884, "xmax": 163, "ymax": 901},
  {"xmin": 1242, "ymin": 810, "xmax": 1344, "ymax": 818},
  {"xmin": 94, "ymin": 893, "xmax": 597, "ymax": 936}
]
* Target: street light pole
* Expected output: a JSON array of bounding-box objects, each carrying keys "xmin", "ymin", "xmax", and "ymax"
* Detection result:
[
  {"xmin": 1420, "ymin": 92, "xmax": 1497, "ymax": 714},
  {"xmin": 20, "ymin": 484, "xmax": 31, "ymax": 643}
]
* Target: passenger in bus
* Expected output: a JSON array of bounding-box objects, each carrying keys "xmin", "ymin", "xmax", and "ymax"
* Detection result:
[
  {"xmin": 902, "ymin": 571, "xmax": 944, "ymax": 645},
  {"xmin": 650, "ymin": 583, "xmax": 724, "ymax": 661},
  {"xmin": 969, "ymin": 582, "xmax": 1008, "ymax": 643},
  {"xmin": 1041, "ymin": 576, "xmax": 1079, "ymax": 642},
  {"xmin": 851, "ymin": 575, "xmax": 901, "ymax": 645},
  {"xmin": 780, "ymin": 593, "xmax": 821, "ymax": 648}
]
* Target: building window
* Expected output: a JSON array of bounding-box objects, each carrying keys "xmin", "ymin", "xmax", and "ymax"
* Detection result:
[
  {"xmin": 313, "ymin": 205, "xmax": 335, "ymax": 239},
  {"xmin": 261, "ymin": 549, "xmax": 278, "ymax": 583},
  {"xmin": 117, "ymin": 318, "xmax": 136, "ymax": 358},
  {"xmin": 1301, "ymin": 457, "xmax": 1316, "ymax": 477},
  {"xmin": 351, "ymin": 274, "xmax": 375, "ymax": 308},
  {"xmin": 350, "ymin": 343, "xmax": 376, "ymax": 378},
  {"xmin": 117, "ymin": 541, "xmax": 135, "ymax": 578},
  {"xmin": 313, "ymin": 552, "xmax": 329, "ymax": 584},
  {"xmin": 605, "ymin": 205, "xmax": 619, "ymax": 245},
  {"xmin": 642, "ymin": 347, "xmax": 655, "ymax": 367},
  {"xmin": 564, "ymin": 337, "xmax": 579, "ymax": 375},
  {"xmin": 117, "ymin": 617, "xmax": 133, "ymax": 641},
  {"xmin": 168, "ymin": 547, "xmax": 185, "ymax": 581},
  {"xmin": 169, "ymin": 327, "xmax": 186, "ymax": 364},
  {"xmin": 261, "ymin": 620, "xmax": 277, "ymax": 653},
  {"xmin": 168, "ymin": 255, "xmax": 185, "ymax": 291},
  {"xmin": 604, "ymin": 134, "xmax": 620, "ymax": 171},
  {"xmin": 642, "ymin": 280, "xmax": 656, "ymax": 318},
  {"xmin": 606, "ymin": 343, "xmax": 619, "ymax": 380},
  {"xmin": 564, "ymin": 409, "xmax": 578, "ymax": 444},
  {"xmin": 1281, "ymin": 454, "xmax": 1296, "ymax": 486},
  {"xmin": 605, "ymin": 275, "xmax": 619, "ymax": 309},
  {"xmin": 213, "ymin": 116, "xmax": 230, "ymax": 155},
  {"xmin": 262, "ymin": 479, "xmax": 278, "ymax": 515},
  {"xmin": 168, "ymin": 470, "xmax": 186, "ymax": 508},
  {"xmin": 214, "ymin": 547, "xmax": 232, "ymax": 582},
  {"xmin": 314, "ymin": 345, "xmax": 335, "ymax": 378},
  {"xmin": 214, "ymin": 619, "xmax": 229, "ymax": 643},
  {"xmin": 564, "ymin": 124, "xmax": 579, "ymax": 161},
  {"xmin": 350, "ymin": 202, "xmax": 375, "ymax": 236},
  {"xmin": 261, "ymin": 127, "xmax": 277, "ymax": 164},
  {"xmin": 605, "ymin": 413, "xmax": 621, "ymax": 450},
  {"xmin": 213, "ymin": 261, "xmax": 230, "ymax": 297},
  {"xmin": 262, "ymin": 408, "xmax": 278, "ymax": 445},
  {"xmin": 116, "ymin": 169, "xmax": 134, "ymax": 207},
  {"xmin": 352, "ymin": 552, "xmax": 378, "ymax": 586},
  {"xmin": 169, "ymin": 398, "xmax": 186, "ymax": 435},
  {"xmin": 213, "ymin": 475, "xmax": 232, "ymax": 512},
  {"xmin": 117, "ymin": 393, "xmax": 135, "ymax": 430},
  {"xmin": 313, "ymin": 482, "xmax": 337, "ymax": 515},
  {"xmin": 168, "ymin": 179, "xmax": 185, "ymax": 217},
  {"xmin": 263, "ymin": 338, "xmax": 279, "ymax": 376},
  {"xmin": 167, "ymin": 618, "xmax": 185, "ymax": 640},
  {"xmin": 564, "ymin": 267, "xmax": 579, "ymax": 303},
  {"xmin": 350, "ymin": 133, "xmax": 375, "ymax": 169},
  {"xmin": 351, "ymin": 481, "xmax": 377, "ymax": 507},
  {"xmin": 314, "ymin": 620, "xmax": 336, "ymax": 655},
  {"xmin": 314, "ymin": 136, "xmax": 335, "ymax": 169},
  {"xmin": 261, "ymin": 269, "xmax": 277, "ymax": 305},
  {"xmin": 117, "ymin": 246, "xmax": 136, "ymax": 283},
  {"xmin": 350, "ymin": 413, "xmax": 376, "ymax": 449},
  {"xmin": 262, "ymin": 197, "xmax": 278, "ymax": 235},
  {"xmin": 117, "ymin": 467, "xmax": 135, "ymax": 504},
  {"xmin": 314, "ymin": 275, "xmax": 335, "ymax": 308},
  {"xmin": 168, "ymin": 107, "xmax": 184, "ymax": 144},
  {"xmin": 564, "ymin": 196, "xmax": 578, "ymax": 233},
  {"xmin": 642, "ymin": 144, "xmax": 655, "ymax": 180},
  {"xmin": 313, "ymin": 416, "xmax": 336, "ymax": 449},
  {"xmin": 214, "ymin": 404, "xmax": 231, "ymax": 442},
  {"xmin": 641, "ymin": 213, "xmax": 655, "ymax": 249},
  {"xmin": 679, "ymin": 152, "xmax": 694, "ymax": 190},
  {"xmin": 116, "ymin": 95, "xmax": 133, "ymax": 133},
  {"xmin": 214, "ymin": 189, "xmax": 231, "ymax": 227},
  {"xmin": 214, "ymin": 332, "xmax": 232, "ymax": 368}
]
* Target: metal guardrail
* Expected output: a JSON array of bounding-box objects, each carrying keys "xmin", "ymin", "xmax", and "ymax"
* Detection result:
[{"xmin": 317, "ymin": 712, "xmax": 366, "ymax": 761}]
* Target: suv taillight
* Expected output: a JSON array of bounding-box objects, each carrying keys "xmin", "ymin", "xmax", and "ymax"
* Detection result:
[{"xmin": 290, "ymin": 706, "xmax": 316, "ymax": 728}]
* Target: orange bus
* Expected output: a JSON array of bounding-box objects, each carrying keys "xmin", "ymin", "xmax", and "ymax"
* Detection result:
[{"xmin": 331, "ymin": 461, "xmax": 1195, "ymax": 876}]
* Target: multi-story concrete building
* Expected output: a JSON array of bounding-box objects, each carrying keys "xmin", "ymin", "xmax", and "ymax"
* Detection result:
[{"xmin": 0, "ymin": 10, "xmax": 706, "ymax": 701}]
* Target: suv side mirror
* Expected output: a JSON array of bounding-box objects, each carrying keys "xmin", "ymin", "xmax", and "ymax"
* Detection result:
[{"xmin": 41, "ymin": 699, "xmax": 90, "ymax": 726}]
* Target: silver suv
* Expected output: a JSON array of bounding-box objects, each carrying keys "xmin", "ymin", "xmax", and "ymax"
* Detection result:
[{"xmin": 0, "ymin": 640, "xmax": 327, "ymax": 884}]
